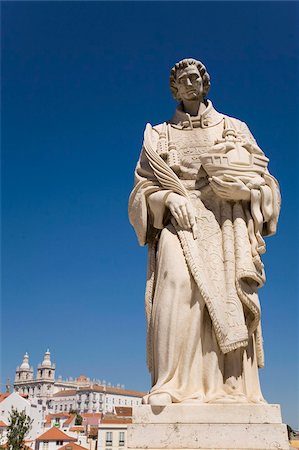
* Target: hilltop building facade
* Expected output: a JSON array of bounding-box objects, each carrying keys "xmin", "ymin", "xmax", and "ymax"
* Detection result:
[
  {"xmin": 14, "ymin": 351, "xmax": 91, "ymax": 399},
  {"xmin": 13, "ymin": 351, "xmax": 144, "ymax": 414},
  {"xmin": 49, "ymin": 385, "xmax": 143, "ymax": 414}
]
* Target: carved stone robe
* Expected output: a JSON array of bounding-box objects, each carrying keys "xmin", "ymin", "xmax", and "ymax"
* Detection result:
[{"xmin": 129, "ymin": 101, "xmax": 280, "ymax": 404}]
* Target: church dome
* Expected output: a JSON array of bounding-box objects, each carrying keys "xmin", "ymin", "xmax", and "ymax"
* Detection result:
[
  {"xmin": 20, "ymin": 352, "xmax": 30, "ymax": 370},
  {"xmin": 41, "ymin": 349, "xmax": 52, "ymax": 367},
  {"xmin": 77, "ymin": 375, "xmax": 88, "ymax": 382}
]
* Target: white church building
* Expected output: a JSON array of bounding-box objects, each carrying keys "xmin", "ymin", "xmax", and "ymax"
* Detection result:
[{"xmin": 13, "ymin": 351, "xmax": 144, "ymax": 414}]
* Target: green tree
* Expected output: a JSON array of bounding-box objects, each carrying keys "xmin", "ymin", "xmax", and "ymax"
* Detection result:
[
  {"xmin": 6, "ymin": 408, "xmax": 33, "ymax": 450},
  {"xmin": 74, "ymin": 414, "xmax": 83, "ymax": 426},
  {"xmin": 287, "ymin": 424, "xmax": 295, "ymax": 440}
]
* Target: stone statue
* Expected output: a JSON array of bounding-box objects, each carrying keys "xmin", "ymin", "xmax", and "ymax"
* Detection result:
[{"xmin": 129, "ymin": 58, "xmax": 281, "ymax": 406}]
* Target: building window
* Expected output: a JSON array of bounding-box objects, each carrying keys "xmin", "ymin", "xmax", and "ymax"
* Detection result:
[
  {"xmin": 106, "ymin": 432, "xmax": 113, "ymax": 446},
  {"xmin": 43, "ymin": 442, "xmax": 49, "ymax": 450},
  {"xmin": 119, "ymin": 432, "xmax": 125, "ymax": 446},
  {"xmin": 56, "ymin": 441, "xmax": 63, "ymax": 446}
]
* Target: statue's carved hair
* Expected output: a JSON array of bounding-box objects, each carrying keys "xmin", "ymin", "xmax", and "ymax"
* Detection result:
[{"xmin": 170, "ymin": 58, "xmax": 211, "ymax": 101}]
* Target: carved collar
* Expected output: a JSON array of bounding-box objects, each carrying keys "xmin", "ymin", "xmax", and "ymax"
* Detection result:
[{"xmin": 169, "ymin": 100, "xmax": 224, "ymax": 129}]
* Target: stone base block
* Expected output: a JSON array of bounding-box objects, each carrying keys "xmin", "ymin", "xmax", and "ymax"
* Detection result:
[
  {"xmin": 132, "ymin": 404, "xmax": 283, "ymax": 424},
  {"xmin": 127, "ymin": 405, "xmax": 289, "ymax": 450}
]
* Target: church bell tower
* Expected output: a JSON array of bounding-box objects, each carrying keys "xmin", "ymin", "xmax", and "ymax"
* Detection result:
[
  {"xmin": 14, "ymin": 353, "xmax": 34, "ymax": 394},
  {"xmin": 36, "ymin": 349, "xmax": 56, "ymax": 397}
]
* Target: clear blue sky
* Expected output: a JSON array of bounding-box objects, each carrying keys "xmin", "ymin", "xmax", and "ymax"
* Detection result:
[{"xmin": 2, "ymin": 1, "xmax": 298, "ymax": 428}]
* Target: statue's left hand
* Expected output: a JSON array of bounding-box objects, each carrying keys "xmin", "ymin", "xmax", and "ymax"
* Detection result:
[{"xmin": 209, "ymin": 175, "xmax": 251, "ymax": 201}]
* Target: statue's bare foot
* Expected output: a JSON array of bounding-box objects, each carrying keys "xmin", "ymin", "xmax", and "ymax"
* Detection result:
[{"xmin": 147, "ymin": 393, "xmax": 172, "ymax": 405}]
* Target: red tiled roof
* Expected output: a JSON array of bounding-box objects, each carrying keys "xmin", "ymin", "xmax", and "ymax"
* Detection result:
[
  {"xmin": 81, "ymin": 413, "xmax": 101, "ymax": 418},
  {"xmin": 69, "ymin": 426, "xmax": 84, "ymax": 432},
  {"xmin": 58, "ymin": 443, "xmax": 87, "ymax": 450},
  {"xmin": 53, "ymin": 390, "xmax": 77, "ymax": 397},
  {"xmin": 101, "ymin": 415, "xmax": 132, "ymax": 424},
  {"xmin": 36, "ymin": 427, "xmax": 77, "ymax": 442},
  {"xmin": 101, "ymin": 417, "xmax": 132, "ymax": 424},
  {"xmin": 0, "ymin": 393, "xmax": 28, "ymax": 403},
  {"xmin": 63, "ymin": 415, "xmax": 76, "ymax": 426},
  {"xmin": 45, "ymin": 413, "xmax": 71, "ymax": 425},
  {"xmin": 80, "ymin": 385, "xmax": 145, "ymax": 397},
  {"xmin": 0, "ymin": 420, "xmax": 7, "ymax": 427},
  {"xmin": 0, "ymin": 394, "xmax": 10, "ymax": 402},
  {"xmin": 52, "ymin": 385, "xmax": 145, "ymax": 398},
  {"xmin": 46, "ymin": 413, "xmax": 71, "ymax": 419},
  {"xmin": 115, "ymin": 406, "xmax": 132, "ymax": 417},
  {"xmin": 82, "ymin": 413, "xmax": 102, "ymax": 426}
]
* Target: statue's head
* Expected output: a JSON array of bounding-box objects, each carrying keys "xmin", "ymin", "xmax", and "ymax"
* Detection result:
[{"xmin": 170, "ymin": 58, "xmax": 211, "ymax": 102}]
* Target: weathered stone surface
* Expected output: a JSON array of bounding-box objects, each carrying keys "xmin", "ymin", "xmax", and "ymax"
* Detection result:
[
  {"xmin": 132, "ymin": 404, "xmax": 283, "ymax": 424},
  {"xmin": 129, "ymin": 58, "xmax": 281, "ymax": 407},
  {"xmin": 128, "ymin": 57, "xmax": 288, "ymax": 450},
  {"xmin": 128, "ymin": 423, "xmax": 289, "ymax": 449},
  {"xmin": 128, "ymin": 404, "xmax": 289, "ymax": 450}
]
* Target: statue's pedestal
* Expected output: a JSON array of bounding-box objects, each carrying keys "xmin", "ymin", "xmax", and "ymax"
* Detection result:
[{"xmin": 127, "ymin": 404, "xmax": 289, "ymax": 450}]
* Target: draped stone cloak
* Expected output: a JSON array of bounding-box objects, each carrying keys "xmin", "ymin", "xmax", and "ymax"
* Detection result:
[{"xmin": 129, "ymin": 101, "xmax": 281, "ymax": 379}]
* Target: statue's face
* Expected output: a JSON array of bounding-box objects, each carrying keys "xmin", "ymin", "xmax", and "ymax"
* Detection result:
[{"xmin": 175, "ymin": 65, "xmax": 203, "ymax": 102}]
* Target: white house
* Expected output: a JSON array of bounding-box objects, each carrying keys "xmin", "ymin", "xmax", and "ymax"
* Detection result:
[
  {"xmin": 50, "ymin": 386, "xmax": 143, "ymax": 415},
  {"xmin": 42, "ymin": 413, "xmax": 92, "ymax": 449},
  {"xmin": 0, "ymin": 392, "xmax": 45, "ymax": 441},
  {"xmin": 57, "ymin": 443, "xmax": 88, "ymax": 450},
  {"xmin": 98, "ymin": 407, "xmax": 132, "ymax": 450},
  {"xmin": 44, "ymin": 413, "xmax": 76, "ymax": 431},
  {"xmin": 35, "ymin": 427, "xmax": 77, "ymax": 450}
]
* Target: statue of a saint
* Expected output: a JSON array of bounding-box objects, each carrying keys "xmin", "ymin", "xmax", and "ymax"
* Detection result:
[{"xmin": 129, "ymin": 58, "xmax": 280, "ymax": 406}]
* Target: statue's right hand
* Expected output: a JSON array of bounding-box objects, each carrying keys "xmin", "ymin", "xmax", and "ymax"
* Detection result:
[{"xmin": 165, "ymin": 193, "xmax": 195, "ymax": 230}]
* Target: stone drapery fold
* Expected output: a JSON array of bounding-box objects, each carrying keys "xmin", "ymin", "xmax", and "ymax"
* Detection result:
[{"xmin": 128, "ymin": 118, "xmax": 280, "ymax": 373}]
